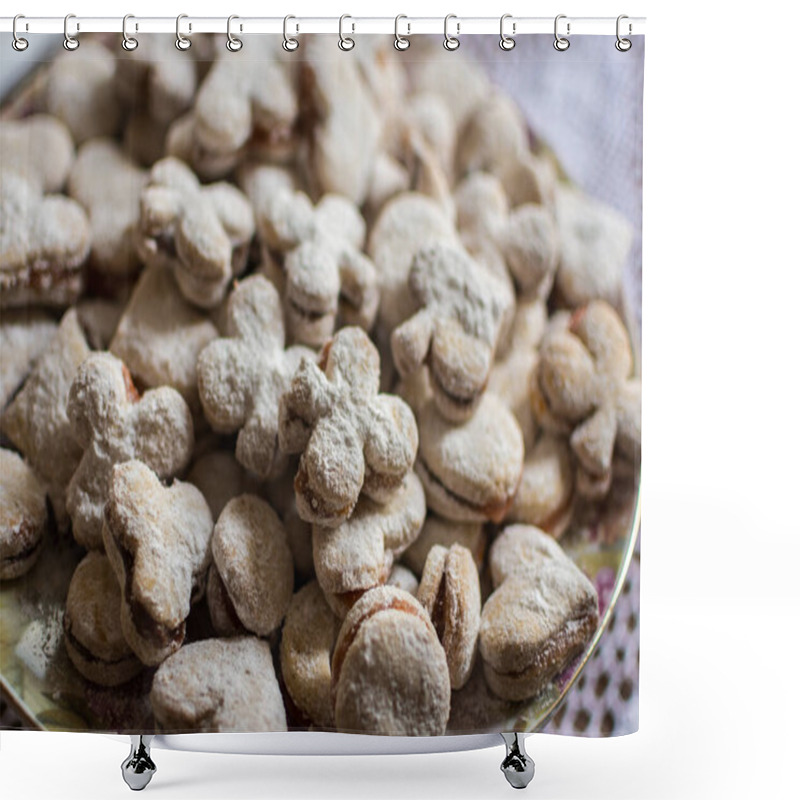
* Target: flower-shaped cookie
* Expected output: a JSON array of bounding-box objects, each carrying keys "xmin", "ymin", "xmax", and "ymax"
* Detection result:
[
  {"xmin": 1, "ymin": 309, "xmax": 90, "ymax": 530},
  {"xmin": 197, "ymin": 275, "xmax": 311, "ymax": 479},
  {"xmin": 0, "ymin": 171, "xmax": 90, "ymax": 309},
  {"xmin": 66, "ymin": 352, "xmax": 194, "ymax": 550},
  {"xmin": 279, "ymin": 326, "xmax": 418, "ymax": 527},
  {"xmin": 136, "ymin": 157, "xmax": 254, "ymax": 308},
  {"xmin": 391, "ymin": 243, "xmax": 513, "ymax": 422},
  {"xmin": 102, "ymin": 460, "xmax": 213, "ymax": 666},
  {"xmin": 174, "ymin": 42, "xmax": 298, "ymax": 180},
  {"xmin": 253, "ymin": 187, "xmax": 379, "ymax": 348},
  {"xmin": 531, "ymin": 300, "xmax": 641, "ymax": 498}
]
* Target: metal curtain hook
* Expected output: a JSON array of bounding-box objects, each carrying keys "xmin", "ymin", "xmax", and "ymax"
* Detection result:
[
  {"xmin": 339, "ymin": 14, "xmax": 355, "ymax": 51},
  {"xmin": 175, "ymin": 14, "xmax": 191, "ymax": 50},
  {"xmin": 616, "ymin": 14, "xmax": 632, "ymax": 51},
  {"xmin": 283, "ymin": 15, "xmax": 299, "ymax": 51},
  {"xmin": 499, "ymin": 14, "xmax": 516, "ymax": 50},
  {"xmin": 63, "ymin": 14, "xmax": 79, "ymax": 51},
  {"xmin": 12, "ymin": 14, "xmax": 29, "ymax": 51},
  {"xmin": 121, "ymin": 14, "xmax": 138, "ymax": 51},
  {"xmin": 227, "ymin": 15, "xmax": 243, "ymax": 51},
  {"xmin": 394, "ymin": 15, "xmax": 410, "ymax": 51},
  {"xmin": 443, "ymin": 14, "xmax": 460, "ymax": 51},
  {"xmin": 554, "ymin": 14, "xmax": 570, "ymax": 51}
]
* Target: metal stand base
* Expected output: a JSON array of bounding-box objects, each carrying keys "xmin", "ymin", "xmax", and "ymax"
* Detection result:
[
  {"xmin": 121, "ymin": 735, "xmax": 156, "ymax": 791},
  {"xmin": 500, "ymin": 733, "xmax": 535, "ymax": 789}
]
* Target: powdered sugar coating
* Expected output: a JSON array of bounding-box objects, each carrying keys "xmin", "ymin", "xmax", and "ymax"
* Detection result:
[
  {"xmin": 67, "ymin": 139, "xmax": 146, "ymax": 277},
  {"xmin": 151, "ymin": 637, "xmax": 287, "ymax": 732},
  {"xmin": 110, "ymin": 265, "xmax": 219, "ymax": 417},
  {"xmin": 312, "ymin": 472, "xmax": 425, "ymax": 617},
  {"xmin": 280, "ymin": 581, "xmax": 339, "ymax": 728},
  {"xmin": 251, "ymin": 186, "xmax": 378, "ymax": 347},
  {"xmin": 531, "ymin": 301, "xmax": 641, "ymax": 499},
  {"xmin": 279, "ymin": 327, "xmax": 418, "ymax": 527},
  {"xmin": 402, "ymin": 515, "xmax": 486, "ymax": 578},
  {"xmin": 0, "ymin": 311, "xmax": 57, "ymax": 410},
  {"xmin": 332, "ymin": 586, "xmax": 450, "ymax": 735},
  {"xmin": 0, "ymin": 448, "xmax": 47, "ymax": 580},
  {"xmin": 66, "ymin": 352, "xmax": 194, "ymax": 550},
  {"xmin": 417, "ymin": 544, "xmax": 481, "ymax": 690},
  {"xmin": 554, "ymin": 185, "xmax": 633, "ymax": 307},
  {"xmin": 136, "ymin": 157, "xmax": 254, "ymax": 309},
  {"xmin": 63, "ymin": 551, "xmax": 142, "ymax": 686},
  {"xmin": 508, "ymin": 435, "xmax": 575, "ymax": 538},
  {"xmin": 391, "ymin": 243, "xmax": 513, "ymax": 422},
  {"xmin": 0, "ymin": 171, "xmax": 89, "ymax": 309},
  {"xmin": 102, "ymin": 460, "xmax": 213, "ymax": 666},
  {"xmin": 211, "ymin": 495, "xmax": 293, "ymax": 638},
  {"xmin": 416, "ymin": 392, "xmax": 524, "ymax": 524},
  {"xmin": 0, "ymin": 115, "xmax": 74, "ymax": 193},
  {"xmin": 197, "ymin": 275, "xmax": 312, "ymax": 479},
  {"xmin": 1, "ymin": 309, "xmax": 90, "ymax": 530},
  {"xmin": 367, "ymin": 192, "xmax": 458, "ymax": 331},
  {"xmin": 480, "ymin": 525, "xmax": 599, "ymax": 701}
]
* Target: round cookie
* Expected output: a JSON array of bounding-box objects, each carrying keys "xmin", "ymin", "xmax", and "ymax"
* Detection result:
[
  {"xmin": 280, "ymin": 581, "xmax": 339, "ymax": 728},
  {"xmin": 0, "ymin": 449, "xmax": 48, "ymax": 580},
  {"xmin": 150, "ymin": 637, "xmax": 287, "ymax": 732},
  {"xmin": 64, "ymin": 551, "xmax": 143, "ymax": 686},
  {"xmin": 507, "ymin": 434, "xmax": 575, "ymax": 538},
  {"xmin": 416, "ymin": 544, "xmax": 481, "ymax": 690},
  {"xmin": 211, "ymin": 495, "xmax": 294, "ymax": 638},
  {"xmin": 331, "ymin": 586, "xmax": 450, "ymax": 735},
  {"xmin": 415, "ymin": 392, "xmax": 524, "ymax": 523}
]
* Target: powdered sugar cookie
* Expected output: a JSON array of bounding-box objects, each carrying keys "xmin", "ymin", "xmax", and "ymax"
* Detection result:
[
  {"xmin": 279, "ymin": 327, "xmax": 418, "ymax": 527},
  {"xmin": 63, "ymin": 551, "xmax": 142, "ymax": 686},
  {"xmin": 209, "ymin": 495, "xmax": 293, "ymax": 638},
  {"xmin": 197, "ymin": 275, "xmax": 312, "ymax": 478},
  {"xmin": 332, "ymin": 586, "xmax": 450, "ymax": 735},
  {"xmin": 0, "ymin": 448, "xmax": 47, "ymax": 580},
  {"xmin": 402, "ymin": 515, "xmax": 487, "ymax": 578},
  {"xmin": 136, "ymin": 157, "xmax": 254, "ymax": 308},
  {"xmin": 0, "ymin": 115, "xmax": 74, "ymax": 192},
  {"xmin": 66, "ymin": 352, "xmax": 194, "ymax": 550},
  {"xmin": 480, "ymin": 525, "xmax": 598, "ymax": 701},
  {"xmin": 280, "ymin": 580, "xmax": 339, "ymax": 728},
  {"xmin": 1, "ymin": 309, "xmax": 90, "ymax": 529},
  {"xmin": 0, "ymin": 311, "xmax": 57, "ymax": 410},
  {"xmin": 415, "ymin": 392, "xmax": 524, "ymax": 524},
  {"xmin": 391, "ymin": 243, "xmax": 513, "ymax": 422},
  {"xmin": 0, "ymin": 171, "xmax": 89, "ymax": 309},
  {"xmin": 530, "ymin": 301, "xmax": 641, "ymax": 498},
  {"xmin": 313, "ymin": 472, "xmax": 425, "ymax": 617},
  {"xmin": 110, "ymin": 264, "xmax": 218, "ymax": 417},
  {"xmin": 417, "ymin": 544, "xmax": 481, "ymax": 690},
  {"xmin": 252, "ymin": 188, "xmax": 378, "ymax": 347},
  {"xmin": 68, "ymin": 139, "xmax": 146, "ymax": 278},
  {"xmin": 102, "ymin": 460, "xmax": 214, "ymax": 666},
  {"xmin": 151, "ymin": 637, "xmax": 287, "ymax": 732}
]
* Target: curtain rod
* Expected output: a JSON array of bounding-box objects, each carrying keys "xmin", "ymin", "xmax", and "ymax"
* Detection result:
[{"xmin": 0, "ymin": 16, "xmax": 646, "ymax": 37}]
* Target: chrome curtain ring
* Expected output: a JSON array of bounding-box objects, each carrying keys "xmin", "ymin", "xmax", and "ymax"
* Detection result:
[
  {"xmin": 63, "ymin": 14, "xmax": 79, "ymax": 51},
  {"xmin": 121, "ymin": 14, "xmax": 138, "ymax": 51},
  {"xmin": 175, "ymin": 14, "xmax": 191, "ymax": 51},
  {"xmin": 443, "ymin": 14, "xmax": 460, "ymax": 51},
  {"xmin": 12, "ymin": 14, "xmax": 29, "ymax": 51},
  {"xmin": 616, "ymin": 14, "xmax": 632, "ymax": 51},
  {"xmin": 283, "ymin": 15, "xmax": 299, "ymax": 52},
  {"xmin": 227, "ymin": 15, "xmax": 243, "ymax": 51},
  {"xmin": 499, "ymin": 14, "xmax": 516, "ymax": 51},
  {"xmin": 338, "ymin": 15, "xmax": 355, "ymax": 51},
  {"xmin": 394, "ymin": 15, "xmax": 410, "ymax": 51},
  {"xmin": 554, "ymin": 14, "xmax": 570, "ymax": 51}
]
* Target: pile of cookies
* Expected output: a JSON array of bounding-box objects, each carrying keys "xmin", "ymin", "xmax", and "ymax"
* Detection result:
[{"xmin": 0, "ymin": 35, "xmax": 640, "ymax": 736}]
